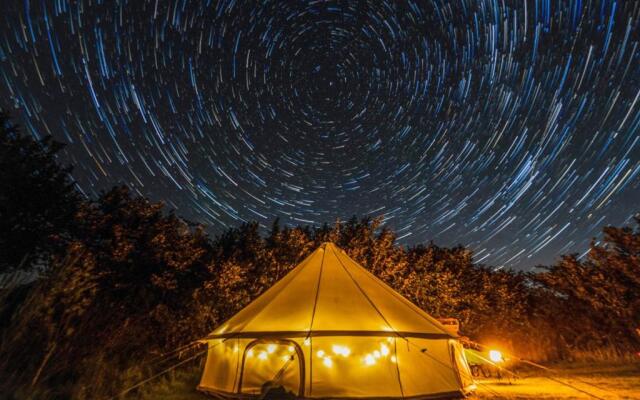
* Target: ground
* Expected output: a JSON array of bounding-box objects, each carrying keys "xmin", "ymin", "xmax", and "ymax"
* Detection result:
[
  {"xmin": 136, "ymin": 362, "xmax": 640, "ymax": 399},
  {"xmin": 470, "ymin": 362, "xmax": 640, "ymax": 399}
]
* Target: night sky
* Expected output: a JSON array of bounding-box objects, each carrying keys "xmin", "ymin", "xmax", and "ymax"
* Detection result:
[{"xmin": 1, "ymin": 0, "xmax": 639, "ymax": 270}]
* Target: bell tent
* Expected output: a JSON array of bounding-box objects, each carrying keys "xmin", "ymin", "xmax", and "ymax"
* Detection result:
[{"xmin": 198, "ymin": 242, "xmax": 475, "ymax": 399}]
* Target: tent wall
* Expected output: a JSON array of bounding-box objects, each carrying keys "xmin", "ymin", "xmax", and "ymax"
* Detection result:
[
  {"xmin": 395, "ymin": 338, "xmax": 467, "ymax": 397},
  {"xmin": 305, "ymin": 336, "xmax": 403, "ymax": 398},
  {"xmin": 200, "ymin": 337, "xmax": 469, "ymax": 399},
  {"xmin": 200, "ymin": 338, "xmax": 242, "ymax": 393}
]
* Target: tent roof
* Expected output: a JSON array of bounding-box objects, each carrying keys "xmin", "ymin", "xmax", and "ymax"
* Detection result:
[{"xmin": 208, "ymin": 242, "xmax": 453, "ymax": 339}]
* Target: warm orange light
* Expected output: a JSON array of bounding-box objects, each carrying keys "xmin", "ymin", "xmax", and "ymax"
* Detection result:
[
  {"xmin": 316, "ymin": 350, "xmax": 325, "ymax": 358},
  {"xmin": 390, "ymin": 355, "xmax": 397, "ymax": 363},
  {"xmin": 258, "ymin": 351, "xmax": 268, "ymax": 360},
  {"xmin": 247, "ymin": 349, "xmax": 254, "ymax": 357},
  {"xmin": 267, "ymin": 344, "xmax": 277, "ymax": 354},
  {"xmin": 288, "ymin": 345, "xmax": 295, "ymax": 352},
  {"xmin": 489, "ymin": 350, "xmax": 503, "ymax": 363},
  {"xmin": 322, "ymin": 356, "xmax": 333, "ymax": 367},
  {"xmin": 380, "ymin": 343, "xmax": 390, "ymax": 356}
]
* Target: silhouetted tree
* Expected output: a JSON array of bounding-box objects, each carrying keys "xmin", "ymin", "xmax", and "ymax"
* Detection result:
[
  {"xmin": 535, "ymin": 217, "xmax": 640, "ymax": 352},
  {"xmin": 0, "ymin": 112, "xmax": 79, "ymax": 272},
  {"xmin": 0, "ymin": 187, "xmax": 214, "ymax": 398}
]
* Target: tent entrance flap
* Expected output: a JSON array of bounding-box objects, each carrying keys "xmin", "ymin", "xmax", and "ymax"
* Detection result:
[{"xmin": 238, "ymin": 339, "xmax": 304, "ymax": 397}]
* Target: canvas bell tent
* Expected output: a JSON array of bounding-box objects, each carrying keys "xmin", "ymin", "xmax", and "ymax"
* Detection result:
[{"xmin": 198, "ymin": 242, "xmax": 475, "ymax": 399}]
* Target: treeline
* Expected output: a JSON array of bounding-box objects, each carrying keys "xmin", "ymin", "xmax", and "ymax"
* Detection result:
[{"xmin": 1, "ymin": 112, "xmax": 639, "ymax": 398}]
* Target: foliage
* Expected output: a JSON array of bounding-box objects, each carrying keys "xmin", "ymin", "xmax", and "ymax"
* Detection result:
[
  {"xmin": 0, "ymin": 112, "xmax": 80, "ymax": 273},
  {"xmin": 0, "ymin": 187, "xmax": 213, "ymax": 398},
  {"xmin": 534, "ymin": 218, "xmax": 640, "ymax": 353}
]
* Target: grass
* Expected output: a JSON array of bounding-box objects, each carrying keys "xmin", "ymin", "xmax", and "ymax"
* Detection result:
[
  {"xmin": 471, "ymin": 361, "xmax": 640, "ymax": 399},
  {"xmin": 127, "ymin": 361, "xmax": 640, "ymax": 399},
  {"xmin": 125, "ymin": 366, "xmax": 208, "ymax": 400}
]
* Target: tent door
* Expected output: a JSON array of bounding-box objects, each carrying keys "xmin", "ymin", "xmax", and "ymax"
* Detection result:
[
  {"xmin": 449, "ymin": 340, "xmax": 474, "ymax": 390},
  {"xmin": 238, "ymin": 339, "xmax": 304, "ymax": 397}
]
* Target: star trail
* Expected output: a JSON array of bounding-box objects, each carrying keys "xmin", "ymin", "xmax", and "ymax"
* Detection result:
[{"xmin": 1, "ymin": 0, "xmax": 640, "ymax": 269}]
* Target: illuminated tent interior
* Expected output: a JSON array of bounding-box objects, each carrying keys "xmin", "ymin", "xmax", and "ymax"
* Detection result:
[{"xmin": 198, "ymin": 242, "xmax": 475, "ymax": 399}]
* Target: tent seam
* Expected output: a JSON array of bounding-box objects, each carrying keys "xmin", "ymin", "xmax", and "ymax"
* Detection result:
[
  {"xmin": 307, "ymin": 244, "xmax": 327, "ymax": 395},
  {"xmin": 331, "ymin": 246, "xmax": 405, "ymax": 399},
  {"xmin": 340, "ymin": 250, "xmax": 451, "ymax": 335},
  {"xmin": 232, "ymin": 251, "xmax": 316, "ymax": 333}
]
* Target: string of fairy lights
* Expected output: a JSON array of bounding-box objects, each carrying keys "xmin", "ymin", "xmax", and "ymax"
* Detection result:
[{"xmin": 243, "ymin": 338, "xmax": 397, "ymax": 370}]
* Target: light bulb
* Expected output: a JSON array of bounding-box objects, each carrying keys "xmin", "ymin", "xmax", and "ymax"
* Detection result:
[
  {"xmin": 489, "ymin": 350, "xmax": 503, "ymax": 363},
  {"xmin": 332, "ymin": 345, "xmax": 351, "ymax": 357},
  {"xmin": 364, "ymin": 354, "xmax": 376, "ymax": 366}
]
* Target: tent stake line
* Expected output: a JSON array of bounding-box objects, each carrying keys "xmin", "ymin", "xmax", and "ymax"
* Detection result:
[{"xmin": 106, "ymin": 348, "xmax": 209, "ymax": 400}]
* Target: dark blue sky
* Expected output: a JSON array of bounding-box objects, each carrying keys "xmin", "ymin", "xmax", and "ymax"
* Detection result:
[{"xmin": 1, "ymin": 0, "xmax": 639, "ymax": 269}]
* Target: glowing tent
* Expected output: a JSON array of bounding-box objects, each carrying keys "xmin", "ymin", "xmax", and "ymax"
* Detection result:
[{"xmin": 198, "ymin": 242, "xmax": 475, "ymax": 399}]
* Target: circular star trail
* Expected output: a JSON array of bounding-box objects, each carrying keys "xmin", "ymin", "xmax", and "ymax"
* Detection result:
[{"xmin": 1, "ymin": 0, "xmax": 640, "ymax": 269}]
